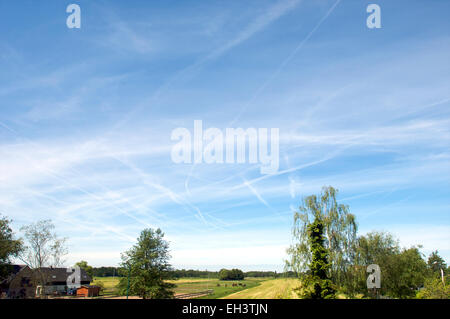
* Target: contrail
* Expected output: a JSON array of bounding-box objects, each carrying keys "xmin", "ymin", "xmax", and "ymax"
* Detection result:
[{"xmin": 229, "ymin": 0, "xmax": 342, "ymax": 126}]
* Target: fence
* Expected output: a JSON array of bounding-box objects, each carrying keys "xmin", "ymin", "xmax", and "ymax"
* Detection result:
[{"xmin": 174, "ymin": 289, "xmax": 214, "ymax": 299}]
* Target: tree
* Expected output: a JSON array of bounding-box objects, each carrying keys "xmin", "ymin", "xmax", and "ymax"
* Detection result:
[
  {"xmin": 0, "ymin": 215, "xmax": 23, "ymax": 280},
  {"xmin": 91, "ymin": 266, "xmax": 122, "ymax": 277},
  {"xmin": 94, "ymin": 280, "xmax": 106, "ymax": 296},
  {"xmin": 19, "ymin": 220, "xmax": 68, "ymax": 269},
  {"xmin": 427, "ymin": 251, "xmax": 447, "ymax": 276},
  {"xmin": 296, "ymin": 216, "xmax": 335, "ymax": 299},
  {"xmin": 218, "ymin": 268, "xmax": 245, "ymax": 280},
  {"xmin": 355, "ymin": 232, "xmax": 428, "ymax": 298},
  {"xmin": 17, "ymin": 220, "xmax": 68, "ymax": 298},
  {"xmin": 387, "ymin": 247, "xmax": 428, "ymax": 298},
  {"xmin": 356, "ymin": 231, "xmax": 399, "ymax": 265},
  {"xmin": 76, "ymin": 260, "xmax": 94, "ymax": 278},
  {"xmin": 345, "ymin": 231, "xmax": 400, "ymax": 297},
  {"xmin": 218, "ymin": 269, "xmax": 228, "ymax": 280},
  {"xmin": 286, "ymin": 186, "xmax": 357, "ymax": 289},
  {"xmin": 416, "ymin": 276, "xmax": 450, "ymax": 299},
  {"xmin": 118, "ymin": 228, "xmax": 175, "ymax": 299}
]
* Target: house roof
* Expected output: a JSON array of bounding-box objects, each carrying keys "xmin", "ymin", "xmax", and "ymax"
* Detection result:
[
  {"xmin": 1, "ymin": 265, "xmax": 92, "ymax": 286},
  {"xmin": 0, "ymin": 265, "xmax": 28, "ymax": 286},
  {"xmin": 39, "ymin": 267, "xmax": 92, "ymax": 283}
]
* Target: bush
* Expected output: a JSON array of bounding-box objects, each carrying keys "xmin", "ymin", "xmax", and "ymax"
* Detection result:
[
  {"xmin": 416, "ymin": 277, "xmax": 450, "ymax": 299},
  {"xmin": 218, "ymin": 268, "xmax": 244, "ymax": 280},
  {"xmin": 95, "ymin": 281, "xmax": 105, "ymax": 295}
]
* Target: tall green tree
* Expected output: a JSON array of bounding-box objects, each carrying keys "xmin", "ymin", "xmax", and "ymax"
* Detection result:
[
  {"xmin": 427, "ymin": 251, "xmax": 447, "ymax": 276},
  {"xmin": 346, "ymin": 231, "xmax": 400, "ymax": 297},
  {"xmin": 375, "ymin": 246, "xmax": 427, "ymax": 298},
  {"xmin": 297, "ymin": 216, "xmax": 335, "ymax": 299},
  {"xmin": 286, "ymin": 186, "xmax": 357, "ymax": 289},
  {"xmin": 0, "ymin": 215, "xmax": 23, "ymax": 280},
  {"xmin": 119, "ymin": 228, "xmax": 175, "ymax": 299}
]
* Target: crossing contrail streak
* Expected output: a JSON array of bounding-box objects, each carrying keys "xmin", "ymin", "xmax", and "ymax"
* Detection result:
[{"xmin": 229, "ymin": 0, "xmax": 342, "ymax": 126}]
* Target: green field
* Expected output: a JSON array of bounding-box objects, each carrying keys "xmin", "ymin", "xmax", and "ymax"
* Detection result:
[
  {"xmin": 173, "ymin": 277, "xmax": 268, "ymax": 299},
  {"xmin": 83, "ymin": 276, "xmax": 360, "ymax": 299},
  {"xmin": 92, "ymin": 276, "xmax": 121, "ymax": 297},
  {"xmin": 92, "ymin": 276, "xmax": 271, "ymax": 299},
  {"xmin": 222, "ymin": 278, "xmax": 302, "ymax": 299}
]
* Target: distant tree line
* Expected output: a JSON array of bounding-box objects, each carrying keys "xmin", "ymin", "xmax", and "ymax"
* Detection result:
[
  {"xmin": 245, "ymin": 271, "xmax": 298, "ymax": 278},
  {"xmin": 93, "ymin": 268, "xmax": 215, "ymax": 279},
  {"xmin": 171, "ymin": 269, "xmax": 218, "ymax": 278},
  {"xmin": 77, "ymin": 268, "xmax": 298, "ymax": 279},
  {"xmin": 168, "ymin": 269, "xmax": 297, "ymax": 279},
  {"xmin": 92, "ymin": 266, "xmax": 123, "ymax": 277}
]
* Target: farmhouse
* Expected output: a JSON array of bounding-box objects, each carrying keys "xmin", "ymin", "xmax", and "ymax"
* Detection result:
[{"xmin": 0, "ymin": 265, "xmax": 91, "ymax": 298}]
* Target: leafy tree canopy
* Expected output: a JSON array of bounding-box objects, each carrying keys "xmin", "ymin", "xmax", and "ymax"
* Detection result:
[
  {"xmin": 75, "ymin": 260, "xmax": 94, "ymax": 278},
  {"xmin": 286, "ymin": 186, "xmax": 357, "ymax": 289},
  {"xmin": 427, "ymin": 251, "xmax": 447, "ymax": 275},
  {"xmin": 218, "ymin": 268, "xmax": 245, "ymax": 281},
  {"xmin": 0, "ymin": 215, "xmax": 22, "ymax": 264},
  {"xmin": 0, "ymin": 215, "xmax": 23, "ymax": 280},
  {"xmin": 118, "ymin": 228, "xmax": 175, "ymax": 299},
  {"xmin": 355, "ymin": 232, "xmax": 428, "ymax": 298}
]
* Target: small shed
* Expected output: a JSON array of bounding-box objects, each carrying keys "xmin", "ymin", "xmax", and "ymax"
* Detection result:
[{"xmin": 76, "ymin": 285, "xmax": 100, "ymax": 297}]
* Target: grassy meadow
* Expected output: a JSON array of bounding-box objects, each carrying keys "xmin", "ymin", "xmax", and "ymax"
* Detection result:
[
  {"xmin": 92, "ymin": 276, "xmax": 121, "ymax": 297},
  {"xmin": 222, "ymin": 278, "xmax": 301, "ymax": 299},
  {"xmin": 186, "ymin": 278, "xmax": 268, "ymax": 299},
  {"xmin": 92, "ymin": 276, "xmax": 281, "ymax": 299}
]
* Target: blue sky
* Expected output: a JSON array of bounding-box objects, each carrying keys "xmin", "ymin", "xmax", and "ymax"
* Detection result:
[{"xmin": 0, "ymin": 0, "xmax": 449, "ymax": 271}]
